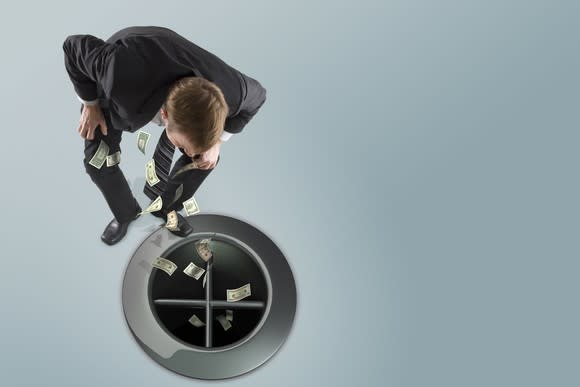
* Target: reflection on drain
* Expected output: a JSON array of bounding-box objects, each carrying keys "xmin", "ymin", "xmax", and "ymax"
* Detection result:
[{"xmin": 149, "ymin": 237, "xmax": 268, "ymax": 349}]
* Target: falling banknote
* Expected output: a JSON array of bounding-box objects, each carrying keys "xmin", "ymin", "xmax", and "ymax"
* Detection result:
[
  {"xmin": 195, "ymin": 239, "xmax": 213, "ymax": 262},
  {"xmin": 140, "ymin": 196, "xmax": 163, "ymax": 215},
  {"xmin": 145, "ymin": 159, "xmax": 160, "ymax": 186},
  {"xmin": 88, "ymin": 140, "xmax": 109, "ymax": 169},
  {"xmin": 216, "ymin": 314, "xmax": 232, "ymax": 331},
  {"xmin": 188, "ymin": 314, "xmax": 205, "ymax": 328},
  {"xmin": 226, "ymin": 309, "xmax": 233, "ymax": 322},
  {"xmin": 106, "ymin": 150, "xmax": 121, "ymax": 167},
  {"xmin": 151, "ymin": 256, "xmax": 177, "ymax": 276},
  {"xmin": 183, "ymin": 196, "xmax": 200, "ymax": 216},
  {"xmin": 202, "ymin": 273, "xmax": 207, "ymax": 288},
  {"xmin": 183, "ymin": 262, "xmax": 205, "ymax": 280},
  {"xmin": 137, "ymin": 131, "xmax": 150, "ymax": 154},
  {"xmin": 165, "ymin": 210, "xmax": 179, "ymax": 231},
  {"xmin": 227, "ymin": 283, "xmax": 251, "ymax": 302}
]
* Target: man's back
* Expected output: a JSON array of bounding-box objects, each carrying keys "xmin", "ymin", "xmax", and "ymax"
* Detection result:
[{"xmin": 65, "ymin": 26, "xmax": 246, "ymax": 132}]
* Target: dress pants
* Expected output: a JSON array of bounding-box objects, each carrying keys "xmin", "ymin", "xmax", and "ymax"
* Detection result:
[{"xmin": 82, "ymin": 105, "xmax": 219, "ymax": 223}]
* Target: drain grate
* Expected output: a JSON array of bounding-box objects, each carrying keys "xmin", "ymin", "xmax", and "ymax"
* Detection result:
[
  {"xmin": 123, "ymin": 214, "xmax": 296, "ymax": 379},
  {"xmin": 149, "ymin": 238, "xmax": 269, "ymax": 348}
]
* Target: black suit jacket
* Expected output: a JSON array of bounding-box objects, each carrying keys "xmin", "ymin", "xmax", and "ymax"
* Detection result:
[{"xmin": 63, "ymin": 26, "xmax": 266, "ymax": 134}]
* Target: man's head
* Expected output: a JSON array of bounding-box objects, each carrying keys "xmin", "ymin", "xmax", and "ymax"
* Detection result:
[{"xmin": 161, "ymin": 77, "xmax": 228, "ymax": 157}]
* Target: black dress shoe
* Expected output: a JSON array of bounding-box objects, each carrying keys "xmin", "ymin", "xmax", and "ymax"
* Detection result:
[
  {"xmin": 100, "ymin": 214, "xmax": 140, "ymax": 245},
  {"xmin": 168, "ymin": 212, "xmax": 193, "ymax": 237}
]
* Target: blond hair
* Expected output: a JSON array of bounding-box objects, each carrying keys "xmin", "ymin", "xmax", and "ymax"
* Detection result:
[{"xmin": 165, "ymin": 77, "xmax": 228, "ymax": 152}]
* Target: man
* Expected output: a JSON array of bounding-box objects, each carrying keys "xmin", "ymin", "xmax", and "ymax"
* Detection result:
[{"xmin": 63, "ymin": 26, "xmax": 266, "ymax": 245}]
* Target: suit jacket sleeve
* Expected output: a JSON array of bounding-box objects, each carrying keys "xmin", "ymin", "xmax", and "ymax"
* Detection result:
[
  {"xmin": 223, "ymin": 74, "xmax": 267, "ymax": 135},
  {"xmin": 62, "ymin": 34, "xmax": 118, "ymax": 101}
]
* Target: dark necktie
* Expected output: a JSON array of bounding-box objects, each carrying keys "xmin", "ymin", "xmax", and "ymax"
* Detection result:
[{"xmin": 144, "ymin": 129, "xmax": 175, "ymax": 201}]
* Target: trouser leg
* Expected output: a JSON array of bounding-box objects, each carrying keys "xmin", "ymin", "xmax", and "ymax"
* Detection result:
[
  {"xmin": 82, "ymin": 106, "xmax": 141, "ymax": 223},
  {"xmin": 144, "ymin": 152, "xmax": 220, "ymax": 217}
]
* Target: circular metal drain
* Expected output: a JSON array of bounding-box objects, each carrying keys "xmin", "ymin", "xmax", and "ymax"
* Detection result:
[{"xmin": 122, "ymin": 214, "xmax": 297, "ymax": 379}]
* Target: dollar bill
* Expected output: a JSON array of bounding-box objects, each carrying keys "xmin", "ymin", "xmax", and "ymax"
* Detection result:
[
  {"xmin": 151, "ymin": 256, "xmax": 177, "ymax": 276},
  {"xmin": 88, "ymin": 140, "xmax": 109, "ymax": 169},
  {"xmin": 195, "ymin": 239, "xmax": 213, "ymax": 262},
  {"xmin": 137, "ymin": 131, "xmax": 150, "ymax": 154},
  {"xmin": 227, "ymin": 283, "xmax": 251, "ymax": 302},
  {"xmin": 216, "ymin": 314, "xmax": 232, "ymax": 331},
  {"xmin": 183, "ymin": 262, "xmax": 205, "ymax": 280},
  {"xmin": 188, "ymin": 314, "xmax": 205, "ymax": 328},
  {"xmin": 202, "ymin": 272, "xmax": 207, "ymax": 288},
  {"xmin": 105, "ymin": 151, "xmax": 121, "ymax": 167},
  {"xmin": 140, "ymin": 196, "xmax": 163, "ymax": 215},
  {"xmin": 225, "ymin": 309, "xmax": 233, "ymax": 322},
  {"xmin": 145, "ymin": 159, "xmax": 160, "ymax": 186},
  {"xmin": 183, "ymin": 196, "xmax": 200, "ymax": 216},
  {"xmin": 165, "ymin": 210, "xmax": 179, "ymax": 231},
  {"xmin": 173, "ymin": 161, "xmax": 199, "ymax": 178}
]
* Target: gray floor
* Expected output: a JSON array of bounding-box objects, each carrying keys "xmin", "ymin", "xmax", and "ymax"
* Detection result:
[{"xmin": 0, "ymin": 1, "xmax": 578, "ymax": 386}]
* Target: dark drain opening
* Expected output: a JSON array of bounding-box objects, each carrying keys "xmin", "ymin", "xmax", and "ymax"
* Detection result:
[{"xmin": 149, "ymin": 237, "xmax": 268, "ymax": 349}]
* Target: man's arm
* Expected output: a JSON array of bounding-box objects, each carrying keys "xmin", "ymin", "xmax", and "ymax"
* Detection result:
[
  {"xmin": 223, "ymin": 74, "xmax": 267, "ymax": 136},
  {"xmin": 63, "ymin": 34, "xmax": 117, "ymax": 139},
  {"xmin": 62, "ymin": 34, "xmax": 118, "ymax": 102},
  {"xmin": 198, "ymin": 74, "xmax": 266, "ymax": 168}
]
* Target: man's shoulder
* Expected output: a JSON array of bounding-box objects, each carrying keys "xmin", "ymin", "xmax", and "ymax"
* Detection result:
[{"xmin": 107, "ymin": 26, "xmax": 172, "ymax": 40}]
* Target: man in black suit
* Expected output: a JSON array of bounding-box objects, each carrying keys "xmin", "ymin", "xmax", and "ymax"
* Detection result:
[{"xmin": 63, "ymin": 26, "xmax": 266, "ymax": 245}]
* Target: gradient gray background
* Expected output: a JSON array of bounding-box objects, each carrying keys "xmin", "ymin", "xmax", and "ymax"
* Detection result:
[{"xmin": 0, "ymin": 0, "xmax": 578, "ymax": 385}]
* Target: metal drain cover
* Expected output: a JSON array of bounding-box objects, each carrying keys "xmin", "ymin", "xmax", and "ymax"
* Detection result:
[{"xmin": 122, "ymin": 214, "xmax": 297, "ymax": 379}]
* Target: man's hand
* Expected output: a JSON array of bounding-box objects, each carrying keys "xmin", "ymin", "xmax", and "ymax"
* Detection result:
[
  {"xmin": 196, "ymin": 141, "xmax": 221, "ymax": 169},
  {"xmin": 78, "ymin": 104, "xmax": 108, "ymax": 140}
]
